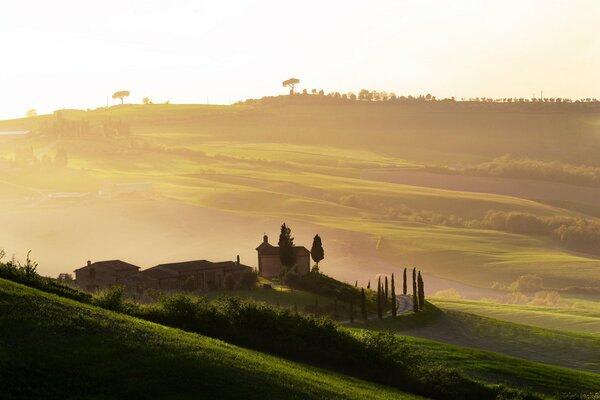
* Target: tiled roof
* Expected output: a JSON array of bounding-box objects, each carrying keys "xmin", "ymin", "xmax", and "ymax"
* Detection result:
[
  {"xmin": 74, "ymin": 260, "xmax": 140, "ymax": 272},
  {"xmin": 142, "ymin": 260, "xmax": 252, "ymax": 279}
]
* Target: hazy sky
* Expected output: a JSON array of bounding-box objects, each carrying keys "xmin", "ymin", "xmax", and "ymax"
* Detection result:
[{"xmin": 1, "ymin": 0, "xmax": 599, "ymax": 119}]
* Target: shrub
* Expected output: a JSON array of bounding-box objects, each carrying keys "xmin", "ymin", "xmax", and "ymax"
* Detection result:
[
  {"xmin": 93, "ymin": 285, "xmax": 126, "ymax": 311},
  {"xmin": 239, "ymin": 270, "xmax": 258, "ymax": 289}
]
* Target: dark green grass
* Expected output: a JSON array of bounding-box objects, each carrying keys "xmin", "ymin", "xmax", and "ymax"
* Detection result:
[
  {"xmin": 348, "ymin": 303, "xmax": 600, "ymax": 395},
  {"xmin": 0, "ymin": 278, "xmax": 419, "ymax": 400}
]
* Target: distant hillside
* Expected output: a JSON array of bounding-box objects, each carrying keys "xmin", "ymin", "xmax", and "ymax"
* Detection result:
[
  {"xmin": 2, "ymin": 98, "xmax": 600, "ymax": 165},
  {"xmin": 0, "ymin": 278, "xmax": 418, "ymax": 400}
]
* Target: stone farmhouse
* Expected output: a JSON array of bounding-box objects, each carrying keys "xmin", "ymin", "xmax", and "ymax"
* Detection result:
[
  {"xmin": 75, "ymin": 258, "xmax": 252, "ymax": 293},
  {"xmin": 74, "ymin": 260, "xmax": 141, "ymax": 292},
  {"xmin": 256, "ymin": 235, "xmax": 311, "ymax": 278},
  {"xmin": 142, "ymin": 260, "xmax": 251, "ymax": 291}
]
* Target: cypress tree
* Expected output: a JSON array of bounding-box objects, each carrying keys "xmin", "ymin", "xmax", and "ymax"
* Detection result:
[
  {"xmin": 349, "ymin": 297, "xmax": 354, "ymax": 323},
  {"xmin": 377, "ymin": 279, "xmax": 383, "ymax": 319},
  {"xmin": 391, "ymin": 273, "xmax": 397, "ymax": 317},
  {"xmin": 412, "ymin": 267, "xmax": 419, "ymax": 313},
  {"xmin": 278, "ymin": 223, "xmax": 296, "ymax": 270},
  {"xmin": 417, "ymin": 271, "xmax": 425, "ymax": 310},
  {"xmin": 360, "ymin": 288, "xmax": 367, "ymax": 321},
  {"xmin": 367, "ymin": 280, "xmax": 370, "ymax": 289},
  {"xmin": 403, "ymin": 267, "xmax": 407, "ymax": 295},
  {"xmin": 355, "ymin": 280, "xmax": 357, "ymax": 287},
  {"xmin": 384, "ymin": 276, "xmax": 389, "ymax": 305},
  {"xmin": 310, "ymin": 234, "xmax": 324, "ymax": 272}
]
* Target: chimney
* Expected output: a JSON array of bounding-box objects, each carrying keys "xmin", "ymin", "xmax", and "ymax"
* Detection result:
[
  {"xmin": 263, "ymin": 234, "xmax": 268, "ymax": 244},
  {"xmin": 87, "ymin": 260, "xmax": 91, "ymax": 266}
]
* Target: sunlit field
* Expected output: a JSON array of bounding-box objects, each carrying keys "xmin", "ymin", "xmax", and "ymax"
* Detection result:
[{"xmin": 1, "ymin": 101, "xmax": 600, "ymax": 295}]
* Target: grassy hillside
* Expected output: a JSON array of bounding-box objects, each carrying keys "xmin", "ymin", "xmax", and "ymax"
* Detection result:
[
  {"xmin": 430, "ymin": 297, "xmax": 600, "ymax": 335},
  {"xmin": 0, "ymin": 278, "xmax": 419, "ymax": 400},
  {"xmin": 0, "ymin": 101, "xmax": 599, "ymax": 294},
  {"xmin": 350, "ymin": 303, "xmax": 600, "ymax": 395},
  {"xmin": 359, "ymin": 303, "xmax": 600, "ymax": 375}
]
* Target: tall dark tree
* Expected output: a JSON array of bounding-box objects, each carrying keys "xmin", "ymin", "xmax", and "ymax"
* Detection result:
[
  {"xmin": 282, "ymin": 78, "xmax": 300, "ymax": 94},
  {"xmin": 367, "ymin": 280, "xmax": 370, "ymax": 289},
  {"xmin": 355, "ymin": 280, "xmax": 357, "ymax": 287},
  {"xmin": 403, "ymin": 267, "xmax": 407, "ymax": 295},
  {"xmin": 417, "ymin": 271, "xmax": 425, "ymax": 310},
  {"xmin": 112, "ymin": 90, "xmax": 130, "ymax": 104},
  {"xmin": 384, "ymin": 276, "xmax": 389, "ymax": 304},
  {"xmin": 349, "ymin": 297, "xmax": 354, "ymax": 323},
  {"xmin": 310, "ymin": 234, "xmax": 324, "ymax": 272},
  {"xmin": 278, "ymin": 223, "xmax": 296, "ymax": 269},
  {"xmin": 377, "ymin": 278, "xmax": 383, "ymax": 319},
  {"xmin": 412, "ymin": 268, "xmax": 419, "ymax": 313},
  {"xmin": 391, "ymin": 273, "xmax": 397, "ymax": 317},
  {"xmin": 360, "ymin": 288, "xmax": 367, "ymax": 321}
]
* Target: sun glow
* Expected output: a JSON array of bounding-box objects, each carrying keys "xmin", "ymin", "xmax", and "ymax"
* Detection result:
[{"xmin": 1, "ymin": 0, "xmax": 599, "ymax": 119}]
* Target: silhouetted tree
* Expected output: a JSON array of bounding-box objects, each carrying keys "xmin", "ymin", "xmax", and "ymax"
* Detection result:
[
  {"xmin": 278, "ymin": 223, "xmax": 296, "ymax": 269},
  {"xmin": 403, "ymin": 268, "xmax": 407, "ymax": 295},
  {"xmin": 417, "ymin": 271, "xmax": 425, "ymax": 310},
  {"xmin": 377, "ymin": 278, "xmax": 383, "ymax": 319},
  {"xmin": 384, "ymin": 276, "xmax": 389, "ymax": 304},
  {"xmin": 349, "ymin": 297, "xmax": 354, "ymax": 323},
  {"xmin": 112, "ymin": 90, "xmax": 130, "ymax": 104},
  {"xmin": 282, "ymin": 78, "xmax": 300, "ymax": 95},
  {"xmin": 240, "ymin": 270, "xmax": 258, "ymax": 289},
  {"xmin": 355, "ymin": 280, "xmax": 357, "ymax": 287},
  {"xmin": 412, "ymin": 268, "xmax": 419, "ymax": 313},
  {"xmin": 367, "ymin": 280, "xmax": 370, "ymax": 289},
  {"xmin": 310, "ymin": 234, "xmax": 324, "ymax": 272},
  {"xmin": 391, "ymin": 273, "xmax": 397, "ymax": 317},
  {"xmin": 361, "ymin": 288, "xmax": 367, "ymax": 321}
]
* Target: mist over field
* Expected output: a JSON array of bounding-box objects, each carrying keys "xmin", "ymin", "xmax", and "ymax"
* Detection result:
[
  {"xmin": 2, "ymin": 2, "xmax": 600, "ymax": 399},
  {"xmin": 2, "ymin": 99, "xmax": 600, "ymax": 299}
]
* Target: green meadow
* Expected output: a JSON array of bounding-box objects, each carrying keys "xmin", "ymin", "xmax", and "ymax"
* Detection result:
[
  {"xmin": 430, "ymin": 296, "xmax": 600, "ymax": 334},
  {"xmin": 1, "ymin": 101, "xmax": 599, "ymax": 292},
  {"xmin": 0, "ymin": 278, "xmax": 419, "ymax": 400}
]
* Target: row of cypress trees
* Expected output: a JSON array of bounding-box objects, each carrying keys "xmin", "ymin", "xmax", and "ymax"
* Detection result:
[
  {"xmin": 375, "ymin": 268, "xmax": 425, "ymax": 319},
  {"xmin": 304, "ymin": 268, "xmax": 426, "ymax": 322}
]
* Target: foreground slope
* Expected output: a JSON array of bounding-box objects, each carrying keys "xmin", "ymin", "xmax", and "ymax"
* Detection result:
[{"xmin": 0, "ymin": 279, "xmax": 419, "ymax": 400}]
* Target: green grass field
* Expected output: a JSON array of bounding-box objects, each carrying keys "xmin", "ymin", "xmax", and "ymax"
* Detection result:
[
  {"xmin": 356, "ymin": 303, "xmax": 600, "ymax": 376},
  {"xmin": 1, "ymin": 102, "xmax": 599, "ymax": 294},
  {"xmin": 430, "ymin": 296, "xmax": 600, "ymax": 334},
  {"xmin": 0, "ymin": 278, "xmax": 420, "ymax": 400},
  {"xmin": 348, "ymin": 303, "xmax": 600, "ymax": 395}
]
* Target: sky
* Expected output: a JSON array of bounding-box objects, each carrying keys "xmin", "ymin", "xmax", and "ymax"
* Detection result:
[{"xmin": 0, "ymin": 0, "xmax": 599, "ymax": 119}]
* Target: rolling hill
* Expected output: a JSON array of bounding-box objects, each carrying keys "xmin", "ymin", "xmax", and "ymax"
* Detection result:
[
  {"xmin": 0, "ymin": 100, "xmax": 599, "ymax": 296},
  {"xmin": 0, "ymin": 278, "xmax": 419, "ymax": 400}
]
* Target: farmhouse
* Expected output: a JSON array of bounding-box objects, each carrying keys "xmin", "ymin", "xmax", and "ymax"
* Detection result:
[
  {"xmin": 142, "ymin": 259, "xmax": 252, "ymax": 291},
  {"xmin": 74, "ymin": 260, "xmax": 141, "ymax": 292},
  {"xmin": 256, "ymin": 235, "xmax": 311, "ymax": 278},
  {"xmin": 74, "ymin": 258, "xmax": 253, "ymax": 293}
]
